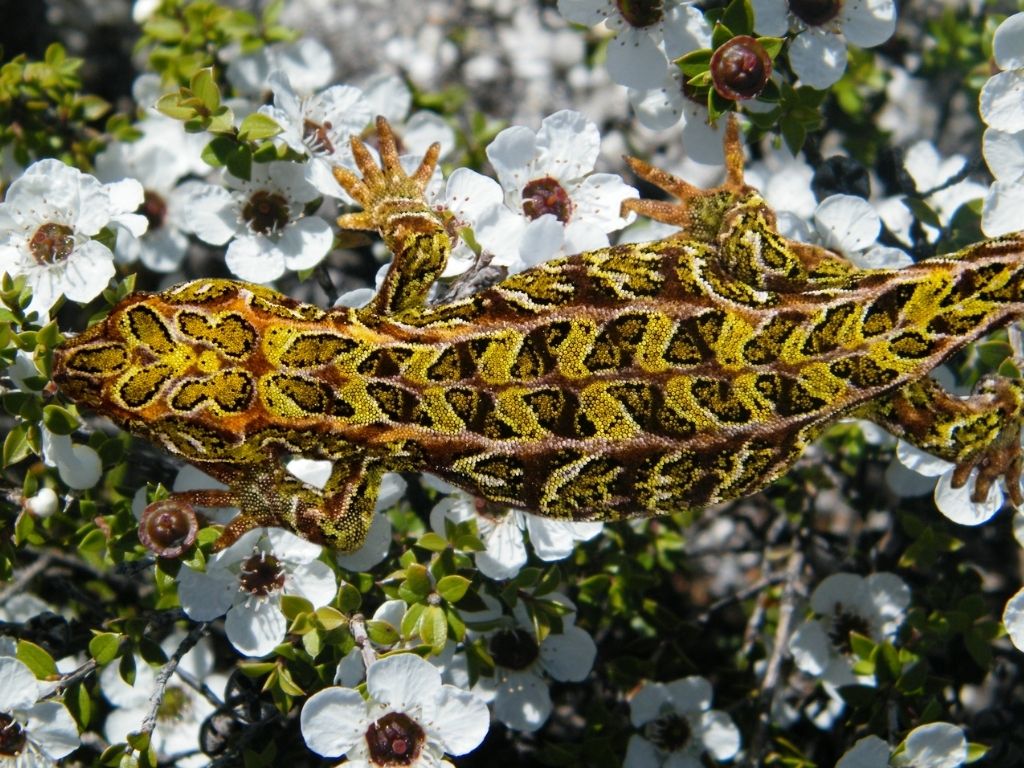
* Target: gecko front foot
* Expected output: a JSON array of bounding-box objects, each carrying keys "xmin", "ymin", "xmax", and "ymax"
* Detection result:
[{"xmin": 333, "ymin": 116, "xmax": 441, "ymax": 233}]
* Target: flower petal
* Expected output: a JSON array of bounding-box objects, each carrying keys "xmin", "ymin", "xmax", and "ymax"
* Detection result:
[
  {"xmin": 789, "ymin": 28, "xmax": 848, "ymax": 90},
  {"xmin": 814, "ymin": 194, "xmax": 880, "ymax": 253},
  {"xmin": 300, "ymin": 686, "xmax": 369, "ymax": 757},
  {"xmin": 896, "ymin": 722, "xmax": 967, "ymax": 768},
  {"xmin": 225, "ymin": 602, "xmax": 288, "ymax": 657},
  {"xmin": 176, "ymin": 564, "xmax": 237, "ymax": 621},
  {"xmin": 934, "ymin": 469, "xmax": 1003, "ymax": 526},
  {"xmin": 225, "ymin": 235, "xmax": 286, "ymax": 283},
  {"xmin": 431, "ymin": 684, "xmax": 489, "ymax": 753},
  {"xmin": 993, "ymin": 12, "xmax": 1024, "ymax": 70},
  {"xmin": 840, "ymin": 0, "xmax": 896, "ymax": 48},
  {"xmin": 367, "ymin": 652, "xmax": 441, "ymax": 711},
  {"xmin": 1002, "ymin": 587, "xmax": 1024, "ymax": 653},
  {"xmin": 492, "ymin": 670, "xmax": 552, "ymax": 732},
  {"xmin": 540, "ymin": 624, "xmax": 596, "ymax": 682},
  {"xmin": 606, "ymin": 27, "xmax": 669, "ymax": 91},
  {"xmin": 286, "ymin": 559, "xmax": 337, "ymax": 607},
  {"xmin": 980, "ymin": 71, "xmax": 1024, "ymax": 133},
  {"xmin": 0, "ymin": 657, "xmax": 41, "ymax": 710},
  {"xmin": 836, "ymin": 735, "xmax": 891, "ymax": 768},
  {"xmin": 699, "ymin": 709, "xmax": 741, "ymax": 761}
]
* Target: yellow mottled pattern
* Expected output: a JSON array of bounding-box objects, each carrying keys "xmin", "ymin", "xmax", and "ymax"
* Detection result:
[{"xmin": 52, "ymin": 118, "xmax": 1024, "ymax": 552}]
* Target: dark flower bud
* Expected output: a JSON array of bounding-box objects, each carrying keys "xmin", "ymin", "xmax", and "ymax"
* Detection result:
[
  {"xmin": 139, "ymin": 499, "xmax": 198, "ymax": 558},
  {"xmin": 710, "ymin": 36, "xmax": 772, "ymax": 101}
]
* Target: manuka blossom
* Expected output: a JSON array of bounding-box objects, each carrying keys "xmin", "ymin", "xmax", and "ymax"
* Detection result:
[
  {"xmin": 894, "ymin": 440, "xmax": 1006, "ymax": 527},
  {"xmin": 457, "ymin": 593, "xmax": 597, "ymax": 732},
  {"xmin": 94, "ymin": 115, "xmax": 210, "ymax": 273},
  {"xmin": 474, "ymin": 110, "xmax": 637, "ymax": 272},
  {"xmin": 1002, "ymin": 584, "xmax": 1024, "ymax": 654},
  {"xmin": 751, "ymin": 0, "xmax": 896, "ymax": 90},
  {"xmin": 226, "ymin": 38, "xmax": 335, "ymax": 98},
  {"xmin": 176, "ymin": 527, "xmax": 337, "ymax": 657},
  {"xmin": 300, "ymin": 652, "xmax": 489, "ymax": 765},
  {"xmin": 100, "ymin": 635, "xmax": 227, "ymax": 767},
  {"xmin": 0, "ymin": 656, "xmax": 80, "ymax": 766},
  {"xmin": 430, "ymin": 490, "xmax": 602, "ymax": 580},
  {"xmin": 788, "ymin": 572, "xmax": 911, "ymax": 706},
  {"xmin": 980, "ymin": 13, "xmax": 1024, "ymax": 237},
  {"xmin": 258, "ymin": 71, "xmax": 371, "ymax": 201},
  {"xmin": 181, "ymin": 161, "xmax": 333, "ymax": 283},
  {"xmin": 0, "ymin": 159, "xmax": 146, "ymax": 317},
  {"xmin": 556, "ymin": 0, "xmax": 701, "ymax": 90},
  {"xmin": 624, "ymin": 676, "xmax": 741, "ymax": 768},
  {"xmin": 836, "ymin": 724, "xmax": 969, "ymax": 768}
]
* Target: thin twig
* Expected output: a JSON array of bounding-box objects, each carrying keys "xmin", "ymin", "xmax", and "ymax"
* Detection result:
[
  {"xmin": 138, "ymin": 622, "xmax": 209, "ymax": 738},
  {"xmin": 175, "ymin": 666, "xmax": 225, "ymax": 711},
  {"xmin": 349, "ymin": 613, "xmax": 377, "ymax": 670},
  {"xmin": 0, "ymin": 553, "xmax": 52, "ymax": 606},
  {"xmin": 745, "ymin": 544, "xmax": 806, "ymax": 766},
  {"xmin": 697, "ymin": 575, "xmax": 787, "ymax": 624},
  {"xmin": 48, "ymin": 658, "xmax": 98, "ymax": 696}
]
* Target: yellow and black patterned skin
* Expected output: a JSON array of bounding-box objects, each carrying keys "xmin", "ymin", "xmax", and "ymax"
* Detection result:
[{"xmin": 53, "ymin": 118, "xmax": 1024, "ymax": 552}]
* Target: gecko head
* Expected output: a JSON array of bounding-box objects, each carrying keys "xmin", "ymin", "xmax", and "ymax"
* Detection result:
[{"xmin": 52, "ymin": 312, "xmax": 131, "ymax": 411}]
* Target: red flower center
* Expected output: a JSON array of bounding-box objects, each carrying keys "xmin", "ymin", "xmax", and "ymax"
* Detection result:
[
  {"xmin": 242, "ymin": 190, "xmax": 290, "ymax": 235},
  {"xmin": 615, "ymin": 0, "xmax": 664, "ymax": 28},
  {"xmin": 29, "ymin": 222, "xmax": 75, "ymax": 265},
  {"xmin": 0, "ymin": 713, "xmax": 27, "ymax": 757},
  {"xmin": 488, "ymin": 628, "xmax": 540, "ymax": 670},
  {"xmin": 239, "ymin": 551, "xmax": 286, "ymax": 597},
  {"xmin": 789, "ymin": 0, "xmax": 843, "ymax": 27},
  {"xmin": 522, "ymin": 177, "xmax": 573, "ymax": 223},
  {"xmin": 365, "ymin": 711, "xmax": 425, "ymax": 766},
  {"xmin": 303, "ymin": 118, "xmax": 336, "ymax": 155},
  {"xmin": 142, "ymin": 190, "xmax": 168, "ymax": 231}
]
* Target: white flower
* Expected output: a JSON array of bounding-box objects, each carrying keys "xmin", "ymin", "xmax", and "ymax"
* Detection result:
[
  {"xmin": 752, "ymin": 0, "xmax": 896, "ymax": 90},
  {"xmin": 895, "ymin": 440, "xmax": 1005, "ymax": 527},
  {"xmin": 181, "ymin": 161, "xmax": 332, "ymax": 283},
  {"xmin": 0, "ymin": 159, "xmax": 146, "ymax": 317},
  {"xmin": 624, "ymin": 676, "xmax": 741, "ymax": 767},
  {"xmin": 226, "ymin": 38, "xmax": 335, "ymax": 98},
  {"xmin": 176, "ymin": 527, "xmax": 337, "ymax": 657},
  {"xmin": 41, "ymin": 428, "xmax": 102, "ymax": 491},
  {"xmin": 94, "ymin": 117, "xmax": 208, "ymax": 273},
  {"xmin": 100, "ymin": 635, "xmax": 227, "ymax": 767},
  {"xmin": 893, "ymin": 722, "xmax": 968, "ymax": 768},
  {"xmin": 461, "ymin": 593, "xmax": 596, "ymax": 732},
  {"xmin": 836, "ymin": 735, "xmax": 891, "ymax": 768},
  {"xmin": 300, "ymin": 653, "xmax": 489, "ymax": 764},
  {"xmin": 23, "ymin": 488, "xmax": 59, "ymax": 519},
  {"xmin": 789, "ymin": 572, "xmax": 910, "ymax": 698},
  {"xmin": 811, "ymin": 194, "xmax": 910, "ymax": 269},
  {"xmin": 475, "ymin": 110, "xmax": 637, "ymax": 273},
  {"xmin": 556, "ymin": 0, "xmax": 700, "ymax": 90},
  {"xmin": 0, "ymin": 656, "xmax": 80, "ymax": 765},
  {"xmin": 431, "ymin": 167, "xmax": 506, "ymax": 278},
  {"xmin": 360, "ymin": 74, "xmax": 457, "ymax": 160},
  {"xmin": 258, "ymin": 71, "xmax": 371, "ymax": 201},
  {"xmin": 980, "ymin": 13, "xmax": 1024, "ymax": 134},
  {"xmin": 980, "ymin": 14, "xmax": 1024, "ymax": 237},
  {"xmin": 1003, "ymin": 586, "xmax": 1024, "ymax": 653},
  {"xmin": 430, "ymin": 492, "xmax": 601, "ymax": 580}
]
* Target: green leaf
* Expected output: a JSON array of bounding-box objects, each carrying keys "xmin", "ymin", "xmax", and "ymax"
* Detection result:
[
  {"xmin": 400, "ymin": 564, "xmax": 432, "ymax": 603},
  {"xmin": 315, "ymin": 606, "xmax": 347, "ymax": 631},
  {"xmin": 365, "ymin": 620, "xmax": 400, "ymax": 646},
  {"xmin": 721, "ymin": 0, "xmax": 754, "ymax": 35},
  {"xmin": 711, "ymin": 22, "xmax": 735, "ymax": 51},
  {"xmin": 89, "ymin": 633, "xmax": 123, "ymax": 665},
  {"xmin": 42, "ymin": 404, "xmax": 79, "ymax": 435},
  {"xmin": 848, "ymin": 632, "xmax": 875, "ymax": 660},
  {"xmin": 190, "ymin": 67, "xmax": 220, "ymax": 111},
  {"xmin": 419, "ymin": 605, "xmax": 448, "ymax": 653},
  {"xmin": 279, "ymin": 594, "xmax": 313, "ymax": 621},
  {"xmin": 758, "ymin": 36, "xmax": 784, "ymax": 59},
  {"xmin": 276, "ymin": 664, "xmax": 305, "ymax": 696},
  {"xmin": 675, "ymin": 48, "xmax": 712, "ymax": 77},
  {"xmin": 238, "ymin": 113, "xmax": 283, "ymax": 141},
  {"xmin": 436, "ymin": 575, "xmax": 471, "ymax": 603},
  {"xmin": 3, "ymin": 423, "xmax": 34, "ymax": 466},
  {"xmin": 416, "ymin": 532, "xmax": 449, "ymax": 552},
  {"xmin": 965, "ymin": 743, "xmax": 990, "ymax": 763},
  {"xmin": 118, "ymin": 652, "xmax": 136, "ymax": 687},
  {"xmin": 17, "ymin": 640, "xmax": 57, "ymax": 678},
  {"xmin": 401, "ymin": 603, "xmax": 426, "ymax": 639}
]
